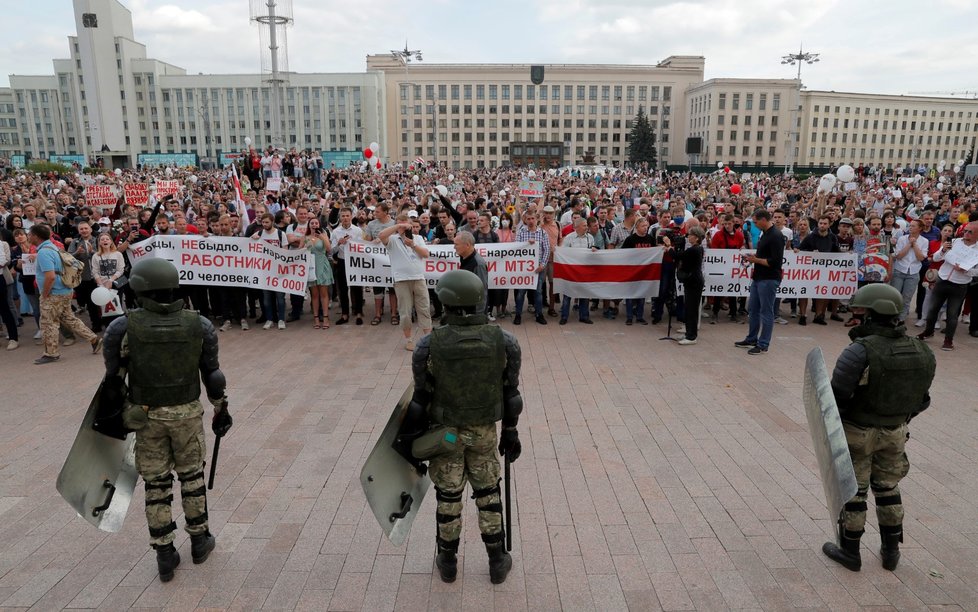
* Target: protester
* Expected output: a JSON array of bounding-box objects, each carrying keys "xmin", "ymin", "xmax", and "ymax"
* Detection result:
[
  {"xmin": 672, "ymin": 225, "xmax": 706, "ymax": 345},
  {"xmin": 734, "ymin": 209, "xmax": 784, "ymax": 355},
  {"xmin": 378, "ymin": 213, "xmax": 432, "ymax": 350},
  {"xmin": 304, "ymin": 216, "xmax": 333, "ymax": 329}
]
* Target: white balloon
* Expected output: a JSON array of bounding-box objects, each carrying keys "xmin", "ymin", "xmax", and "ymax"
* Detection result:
[
  {"xmin": 958, "ymin": 159, "xmax": 965, "ymax": 166},
  {"xmin": 447, "ymin": 174, "xmax": 455, "ymax": 182},
  {"xmin": 499, "ymin": 190, "xmax": 506, "ymax": 197},
  {"xmin": 244, "ymin": 137, "xmax": 252, "ymax": 146},
  {"xmin": 817, "ymin": 173, "xmax": 837, "ymax": 194},
  {"xmin": 189, "ymin": 175, "xmax": 198, "ymax": 184},
  {"xmin": 412, "ymin": 175, "xmax": 420, "ymax": 183},
  {"xmin": 527, "ymin": 170, "xmax": 536, "ymax": 178},
  {"xmin": 165, "ymin": 168, "xmax": 173, "ymax": 177},
  {"xmin": 370, "ymin": 142, "xmax": 380, "ymax": 153},
  {"xmin": 937, "ymin": 183, "xmax": 945, "ymax": 190},
  {"xmin": 114, "ymin": 168, "xmax": 122, "ymax": 176},
  {"xmin": 57, "ymin": 179, "xmax": 66, "ymax": 187},
  {"xmin": 436, "ymin": 185, "xmax": 448, "ymax": 196},
  {"xmin": 90, "ymin": 286, "xmax": 115, "ymax": 307},
  {"xmin": 836, "ymin": 164, "xmax": 855, "ymax": 183},
  {"xmin": 717, "ymin": 162, "xmax": 724, "ymax": 169}
]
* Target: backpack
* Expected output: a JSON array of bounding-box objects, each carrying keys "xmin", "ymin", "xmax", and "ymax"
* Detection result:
[{"xmin": 42, "ymin": 245, "xmax": 84, "ymax": 288}]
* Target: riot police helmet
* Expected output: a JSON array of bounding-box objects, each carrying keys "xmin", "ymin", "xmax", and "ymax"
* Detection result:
[
  {"xmin": 435, "ymin": 270, "xmax": 484, "ymax": 310},
  {"xmin": 130, "ymin": 258, "xmax": 180, "ymax": 303},
  {"xmin": 848, "ymin": 283, "xmax": 903, "ymax": 316}
]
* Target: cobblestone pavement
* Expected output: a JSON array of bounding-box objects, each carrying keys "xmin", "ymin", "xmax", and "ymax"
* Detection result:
[{"xmin": 1, "ymin": 308, "xmax": 976, "ymax": 611}]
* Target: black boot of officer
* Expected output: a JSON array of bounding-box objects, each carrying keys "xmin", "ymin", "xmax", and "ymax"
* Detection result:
[
  {"xmin": 435, "ymin": 538, "xmax": 458, "ymax": 582},
  {"xmin": 486, "ymin": 540, "xmax": 512, "ymax": 584},
  {"xmin": 822, "ymin": 528, "xmax": 862, "ymax": 571},
  {"xmin": 191, "ymin": 531, "xmax": 216, "ymax": 564},
  {"xmin": 154, "ymin": 543, "xmax": 181, "ymax": 582},
  {"xmin": 880, "ymin": 525, "xmax": 902, "ymax": 570}
]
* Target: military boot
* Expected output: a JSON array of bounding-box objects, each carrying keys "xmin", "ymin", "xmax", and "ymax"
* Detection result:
[
  {"xmin": 435, "ymin": 539, "xmax": 459, "ymax": 583},
  {"xmin": 190, "ymin": 531, "xmax": 216, "ymax": 564},
  {"xmin": 822, "ymin": 528, "xmax": 862, "ymax": 572},
  {"xmin": 880, "ymin": 525, "xmax": 902, "ymax": 571},
  {"xmin": 486, "ymin": 543, "xmax": 512, "ymax": 584},
  {"xmin": 154, "ymin": 543, "xmax": 181, "ymax": 582}
]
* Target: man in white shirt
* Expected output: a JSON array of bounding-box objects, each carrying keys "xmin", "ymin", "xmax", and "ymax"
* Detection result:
[
  {"xmin": 918, "ymin": 221, "xmax": 978, "ymax": 350},
  {"xmin": 559, "ymin": 218, "xmax": 596, "ymax": 325},
  {"xmin": 889, "ymin": 219, "xmax": 928, "ymax": 321},
  {"xmin": 379, "ymin": 213, "xmax": 432, "ymax": 350},
  {"xmin": 331, "ymin": 206, "xmax": 365, "ymax": 325},
  {"xmin": 251, "ymin": 213, "xmax": 288, "ymax": 329}
]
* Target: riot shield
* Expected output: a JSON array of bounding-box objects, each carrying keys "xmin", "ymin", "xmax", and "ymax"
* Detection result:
[
  {"xmin": 360, "ymin": 383, "xmax": 432, "ymax": 546},
  {"xmin": 803, "ymin": 347, "xmax": 858, "ymax": 523},
  {"xmin": 56, "ymin": 385, "xmax": 138, "ymax": 533}
]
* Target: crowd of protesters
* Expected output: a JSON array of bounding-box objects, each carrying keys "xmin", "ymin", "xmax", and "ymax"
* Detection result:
[{"xmin": 2, "ymin": 147, "xmax": 977, "ymax": 362}]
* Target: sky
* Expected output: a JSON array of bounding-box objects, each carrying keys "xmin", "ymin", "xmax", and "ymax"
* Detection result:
[{"xmin": 3, "ymin": 0, "xmax": 977, "ymax": 97}]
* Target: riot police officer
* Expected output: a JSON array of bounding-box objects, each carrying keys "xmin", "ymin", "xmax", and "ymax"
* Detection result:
[
  {"xmin": 823, "ymin": 283, "xmax": 935, "ymax": 572},
  {"xmin": 102, "ymin": 258, "xmax": 232, "ymax": 582},
  {"xmin": 405, "ymin": 270, "xmax": 523, "ymax": 584}
]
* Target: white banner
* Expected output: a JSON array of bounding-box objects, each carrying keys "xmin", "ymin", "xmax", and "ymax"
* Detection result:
[
  {"xmin": 153, "ymin": 180, "xmax": 182, "ymax": 199},
  {"xmin": 21, "ymin": 254, "xmax": 36, "ymax": 276},
  {"xmin": 344, "ymin": 240, "xmax": 539, "ymax": 289},
  {"xmin": 703, "ymin": 249, "xmax": 858, "ymax": 299},
  {"xmin": 127, "ymin": 235, "xmax": 311, "ymax": 296}
]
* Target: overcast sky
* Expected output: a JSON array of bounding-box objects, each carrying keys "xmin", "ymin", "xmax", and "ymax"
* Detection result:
[{"xmin": 4, "ymin": 0, "xmax": 977, "ymax": 97}]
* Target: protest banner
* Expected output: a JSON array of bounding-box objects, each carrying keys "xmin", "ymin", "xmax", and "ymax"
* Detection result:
[
  {"xmin": 154, "ymin": 180, "xmax": 181, "ymax": 199},
  {"xmin": 84, "ymin": 185, "xmax": 119, "ymax": 214},
  {"xmin": 343, "ymin": 240, "xmax": 539, "ymax": 290},
  {"xmin": 266, "ymin": 176, "xmax": 282, "ymax": 192},
  {"xmin": 21, "ymin": 255, "xmax": 36, "ymax": 276},
  {"xmin": 123, "ymin": 183, "xmax": 149, "ymax": 207},
  {"xmin": 517, "ymin": 180, "xmax": 545, "ymax": 198},
  {"xmin": 553, "ymin": 246, "xmax": 663, "ymax": 299},
  {"xmin": 702, "ymin": 250, "xmax": 858, "ymax": 299},
  {"xmin": 126, "ymin": 235, "xmax": 311, "ymax": 296}
]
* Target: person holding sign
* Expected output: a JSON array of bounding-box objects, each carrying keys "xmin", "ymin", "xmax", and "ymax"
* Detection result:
[{"xmin": 917, "ymin": 221, "xmax": 978, "ymax": 351}]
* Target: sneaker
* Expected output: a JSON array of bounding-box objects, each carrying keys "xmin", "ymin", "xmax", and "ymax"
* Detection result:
[
  {"xmin": 33, "ymin": 329, "xmax": 42, "ymax": 340},
  {"xmin": 487, "ymin": 314, "xmax": 497, "ymax": 322},
  {"xmin": 62, "ymin": 337, "xmax": 76, "ymax": 346},
  {"xmin": 91, "ymin": 337, "xmax": 104, "ymax": 354},
  {"xmin": 710, "ymin": 314, "xmax": 718, "ymax": 325},
  {"xmin": 830, "ymin": 314, "xmax": 844, "ymax": 322},
  {"xmin": 775, "ymin": 317, "xmax": 789, "ymax": 325},
  {"xmin": 263, "ymin": 321, "xmax": 274, "ymax": 330},
  {"xmin": 734, "ymin": 339, "xmax": 756, "ymax": 348},
  {"xmin": 798, "ymin": 315, "xmax": 807, "ymax": 326},
  {"xmin": 513, "ymin": 314, "xmax": 522, "ymax": 325},
  {"xmin": 914, "ymin": 319, "xmax": 926, "ymax": 328},
  {"xmin": 934, "ymin": 321, "xmax": 942, "ymax": 331},
  {"xmin": 917, "ymin": 331, "xmax": 933, "ymax": 340},
  {"xmin": 747, "ymin": 346, "xmax": 768, "ymax": 355},
  {"xmin": 941, "ymin": 338, "xmax": 954, "ymax": 351},
  {"xmin": 677, "ymin": 338, "xmax": 697, "ymax": 346},
  {"xmin": 220, "ymin": 320, "xmax": 232, "ymax": 332},
  {"xmin": 626, "ymin": 318, "xmax": 633, "ymax": 326},
  {"xmin": 240, "ymin": 319, "xmax": 250, "ymax": 331},
  {"xmin": 812, "ymin": 316, "xmax": 827, "ymax": 325},
  {"xmin": 636, "ymin": 319, "xmax": 649, "ymax": 325},
  {"xmin": 278, "ymin": 320, "xmax": 286, "ymax": 330},
  {"xmin": 34, "ymin": 354, "xmax": 60, "ymax": 365},
  {"xmin": 580, "ymin": 319, "xmax": 594, "ymax": 324},
  {"xmin": 535, "ymin": 315, "xmax": 548, "ymax": 325},
  {"xmin": 790, "ymin": 310, "xmax": 798, "ymax": 318},
  {"xmin": 6, "ymin": 340, "xmax": 18, "ymax": 351},
  {"xmin": 405, "ymin": 340, "xmax": 415, "ymax": 351},
  {"xmin": 559, "ymin": 318, "xmax": 568, "ymax": 325}
]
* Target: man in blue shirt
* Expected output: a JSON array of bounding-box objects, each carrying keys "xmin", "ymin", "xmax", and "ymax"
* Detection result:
[{"xmin": 28, "ymin": 224, "xmax": 101, "ymax": 364}]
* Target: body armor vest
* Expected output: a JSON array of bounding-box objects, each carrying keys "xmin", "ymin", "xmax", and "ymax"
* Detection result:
[
  {"xmin": 428, "ymin": 316, "xmax": 506, "ymax": 427},
  {"xmin": 127, "ymin": 303, "xmax": 203, "ymax": 407},
  {"xmin": 849, "ymin": 331, "xmax": 935, "ymax": 427}
]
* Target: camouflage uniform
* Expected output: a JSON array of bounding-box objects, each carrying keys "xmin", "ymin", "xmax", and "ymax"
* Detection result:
[
  {"xmin": 103, "ymin": 305, "xmax": 223, "ymax": 548},
  {"xmin": 39, "ymin": 294, "xmax": 97, "ymax": 358}
]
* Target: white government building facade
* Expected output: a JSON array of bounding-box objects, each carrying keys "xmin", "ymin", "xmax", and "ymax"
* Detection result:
[{"xmin": 3, "ymin": 0, "xmax": 977, "ymax": 172}]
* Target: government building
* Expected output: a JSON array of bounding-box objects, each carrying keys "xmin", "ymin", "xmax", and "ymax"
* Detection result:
[{"xmin": 3, "ymin": 0, "xmax": 976, "ymax": 172}]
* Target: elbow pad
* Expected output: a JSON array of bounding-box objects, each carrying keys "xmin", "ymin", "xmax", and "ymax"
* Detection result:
[
  {"xmin": 202, "ymin": 368, "xmax": 227, "ymax": 401},
  {"xmin": 503, "ymin": 387, "xmax": 523, "ymax": 427}
]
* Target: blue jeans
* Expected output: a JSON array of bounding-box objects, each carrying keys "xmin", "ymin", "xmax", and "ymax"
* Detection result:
[
  {"xmin": 262, "ymin": 290, "xmax": 286, "ymax": 323},
  {"xmin": 745, "ymin": 279, "xmax": 780, "ymax": 349},
  {"xmin": 560, "ymin": 296, "xmax": 590, "ymax": 321},
  {"xmin": 515, "ymin": 272, "xmax": 545, "ymax": 316},
  {"xmin": 889, "ymin": 269, "xmax": 918, "ymax": 319},
  {"xmin": 625, "ymin": 298, "xmax": 644, "ymax": 320}
]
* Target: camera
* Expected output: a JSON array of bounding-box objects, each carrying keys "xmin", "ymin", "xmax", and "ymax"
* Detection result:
[{"xmin": 404, "ymin": 228, "xmax": 414, "ymax": 239}]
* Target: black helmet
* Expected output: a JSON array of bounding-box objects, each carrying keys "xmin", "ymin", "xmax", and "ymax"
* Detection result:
[
  {"xmin": 849, "ymin": 283, "xmax": 903, "ymax": 316},
  {"xmin": 435, "ymin": 270, "xmax": 484, "ymax": 307},
  {"xmin": 129, "ymin": 258, "xmax": 179, "ymax": 295}
]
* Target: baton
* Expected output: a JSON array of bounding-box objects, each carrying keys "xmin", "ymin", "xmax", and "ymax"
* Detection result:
[
  {"xmin": 504, "ymin": 453, "xmax": 512, "ymax": 552},
  {"xmin": 207, "ymin": 435, "xmax": 221, "ymax": 490}
]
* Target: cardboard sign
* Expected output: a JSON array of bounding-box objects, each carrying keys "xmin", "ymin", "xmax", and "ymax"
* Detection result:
[
  {"xmin": 518, "ymin": 180, "xmax": 545, "ymax": 198},
  {"xmin": 123, "ymin": 183, "xmax": 149, "ymax": 207}
]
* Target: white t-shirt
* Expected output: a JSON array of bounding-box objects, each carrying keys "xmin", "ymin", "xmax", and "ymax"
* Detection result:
[
  {"xmin": 258, "ymin": 227, "xmax": 286, "ymax": 248},
  {"xmin": 386, "ymin": 233, "xmax": 426, "ymax": 282}
]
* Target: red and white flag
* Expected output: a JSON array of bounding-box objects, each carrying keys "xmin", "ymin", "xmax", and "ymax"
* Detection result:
[
  {"xmin": 553, "ymin": 246, "xmax": 663, "ymax": 299},
  {"xmin": 228, "ymin": 162, "xmax": 251, "ymax": 231},
  {"xmin": 414, "ymin": 156, "xmax": 427, "ymax": 167}
]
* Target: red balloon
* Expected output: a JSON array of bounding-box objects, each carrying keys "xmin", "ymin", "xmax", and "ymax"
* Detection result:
[
  {"xmin": 901, "ymin": 182, "xmax": 908, "ymax": 188},
  {"xmin": 723, "ymin": 166, "xmax": 730, "ymax": 174},
  {"xmin": 730, "ymin": 184, "xmax": 742, "ymax": 195},
  {"xmin": 364, "ymin": 148, "xmax": 373, "ymax": 159},
  {"xmin": 409, "ymin": 165, "xmax": 415, "ymax": 171},
  {"xmin": 376, "ymin": 160, "xmax": 382, "ymax": 169}
]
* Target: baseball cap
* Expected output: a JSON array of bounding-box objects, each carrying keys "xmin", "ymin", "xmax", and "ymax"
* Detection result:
[
  {"xmin": 98, "ymin": 216, "xmax": 111, "ymax": 225},
  {"xmin": 839, "ymin": 217, "xmax": 853, "ymax": 226},
  {"xmin": 542, "ymin": 205, "xmax": 556, "ymax": 213},
  {"xmin": 407, "ymin": 210, "xmax": 419, "ymax": 218}
]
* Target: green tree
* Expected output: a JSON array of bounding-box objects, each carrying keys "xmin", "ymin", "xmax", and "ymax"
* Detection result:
[{"xmin": 628, "ymin": 106, "xmax": 657, "ymax": 167}]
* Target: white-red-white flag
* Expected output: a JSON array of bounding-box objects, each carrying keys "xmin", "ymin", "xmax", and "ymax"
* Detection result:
[
  {"xmin": 228, "ymin": 162, "xmax": 250, "ymax": 231},
  {"xmin": 553, "ymin": 246, "xmax": 663, "ymax": 299}
]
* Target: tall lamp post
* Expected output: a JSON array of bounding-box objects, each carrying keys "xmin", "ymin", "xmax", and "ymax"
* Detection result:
[
  {"xmin": 780, "ymin": 45, "xmax": 819, "ymax": 175},
  {"xmin": 390, "ymin": 44, "xmax": 438, "ymax": 167}
]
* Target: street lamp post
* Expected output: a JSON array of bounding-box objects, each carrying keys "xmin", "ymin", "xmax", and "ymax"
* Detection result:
[
  {"xmin": 390, "ymin": 44, "xmax": 438, "ymax": 168},
  {"xmin": 780, "ymin": 45, "xmax": 819, "ymax": 175}
]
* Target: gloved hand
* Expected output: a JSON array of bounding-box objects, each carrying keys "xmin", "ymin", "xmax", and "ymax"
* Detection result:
[
  {"xmin": 211, "ymin": 400, "xmax": 232, "ymax": 437},
  {"xmin": 498, "ymin": 427, "xmax": 521, "ymax": 461}
]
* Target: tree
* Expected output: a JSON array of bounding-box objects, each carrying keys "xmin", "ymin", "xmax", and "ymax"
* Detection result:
[{"xmin": 628, "ymin": 106, "xmax": 657, "ymax": 167}]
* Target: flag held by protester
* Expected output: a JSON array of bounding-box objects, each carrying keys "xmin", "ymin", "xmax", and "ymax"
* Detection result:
[{"xmin": 553, "ymin": 247, "xmax": 663, "ymax": 299}]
